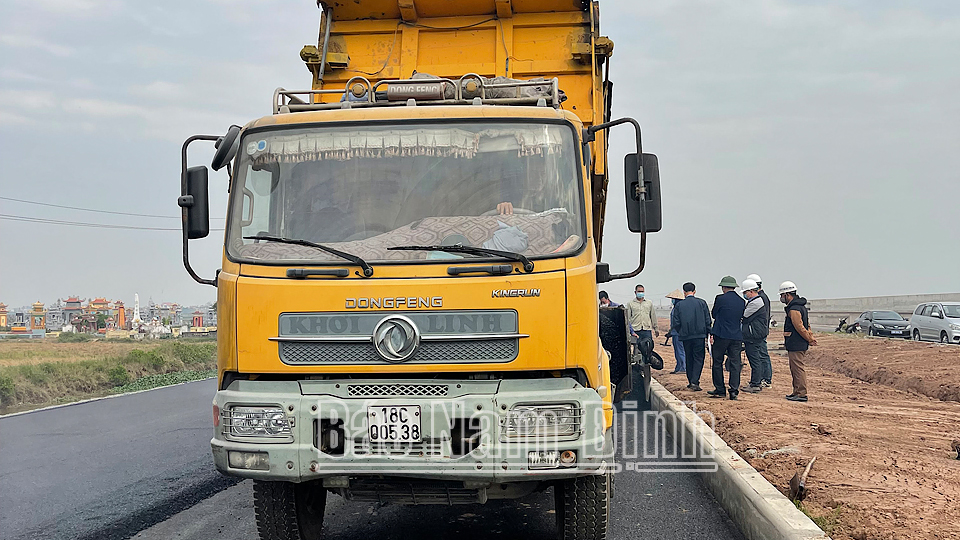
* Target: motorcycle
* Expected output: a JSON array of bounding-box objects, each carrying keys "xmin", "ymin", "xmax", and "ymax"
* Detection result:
[
  {"xmin": 836, "ymin": 316, "xmax": 861, "ymax": 334},
  {"xmin": 836, "ymin": 317, "xmax": 849, "ymax": 332}
]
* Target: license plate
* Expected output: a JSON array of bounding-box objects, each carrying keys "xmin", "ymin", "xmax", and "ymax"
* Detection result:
[
  {"xmin": 891, "ymin": 330, "xmax": 902, "ymax": 334},
  {"xmin": 367, "ymin": 405, "xmax": 421, "ymax": 442}
]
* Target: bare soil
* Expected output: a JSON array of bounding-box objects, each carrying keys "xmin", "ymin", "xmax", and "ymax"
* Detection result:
[{"xmin": 654, "ymin": 332, "xmax": 960, "ymax": 540}]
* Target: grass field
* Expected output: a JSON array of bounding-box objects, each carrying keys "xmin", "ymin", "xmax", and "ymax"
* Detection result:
[
  {"xmin": 0, "ymin": 339, "xmax": 164, "ymax": 367},
  {"xmin": 0, "ymin": 337, "xmax": 217, "ymax": 414}
]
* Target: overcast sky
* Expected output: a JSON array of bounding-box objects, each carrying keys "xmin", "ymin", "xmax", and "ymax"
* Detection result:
[{"xmin": 1, "ymin": 0, "xmax": 958, "ymax": 308}]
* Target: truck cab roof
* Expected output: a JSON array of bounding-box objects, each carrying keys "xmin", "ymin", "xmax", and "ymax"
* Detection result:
[{"xmin": 246, "ymin": 104, "xmax": 583, "ymax": 131}]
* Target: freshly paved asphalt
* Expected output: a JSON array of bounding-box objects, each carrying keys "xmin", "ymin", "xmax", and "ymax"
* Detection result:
[
  {"xmin": 2, "ymin": 376, "xmax": 744, "ymax": 540},
  {"xmin": 0, "ymin": 378, "xmax": 237, "ymax": 540}
]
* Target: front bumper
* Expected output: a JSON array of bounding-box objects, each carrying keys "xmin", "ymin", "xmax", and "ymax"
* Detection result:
[
  {"xmin": 872, "ymin": 326, "xmax": 909, "ymax": 338},
  {"xmin": 211, "ymin": 377, "xmax": 611, "ymax": 483}
]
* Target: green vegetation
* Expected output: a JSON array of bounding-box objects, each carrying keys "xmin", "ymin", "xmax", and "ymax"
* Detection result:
[
  {"xmin": 794, "ymin": 501, "xmax": 843, "ymax": 535},
  {"xmin": 57, "ymin": 332, "xmax": 91, "ymax": 343},
  {"xmin": 112, "ymin": 370, "xmax": 216, "ymax": 393},
  {"xmin": 0, "ymin": 341, "xmax": 217, "ymax": 411}
]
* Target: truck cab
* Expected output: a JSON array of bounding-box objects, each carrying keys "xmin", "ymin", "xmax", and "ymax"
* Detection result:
[{"xmin": 178, "ymin": 2, "xmax": 662, "ymax": 539}]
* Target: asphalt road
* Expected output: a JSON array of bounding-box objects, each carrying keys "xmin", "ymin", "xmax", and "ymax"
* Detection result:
[
  {"xmin": 0, "ymin": 379, "xmax": 237, "ymax": 540},
  {"xmin": 2, "ymin": 378, "xmax": 744, "ymax": 540}
]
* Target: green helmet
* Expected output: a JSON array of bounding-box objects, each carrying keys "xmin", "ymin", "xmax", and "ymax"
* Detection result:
[{"xmin": 718, "ymin": 275, "xmax": 738, "ymax": 288}]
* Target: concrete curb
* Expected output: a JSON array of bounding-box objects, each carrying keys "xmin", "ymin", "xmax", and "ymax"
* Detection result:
[{"xmin": 649, "ymin": 378, "xmax": 830, "ymax": 540}]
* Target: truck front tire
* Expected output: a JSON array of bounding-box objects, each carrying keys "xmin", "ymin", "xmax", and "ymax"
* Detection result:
[
  {"xmin": 555, "ymin": 473, "xmax": 611, "ymax": 540},
  {"xmin": 253, "ymin": 480, "xmax": 326, "ymax": 540}
]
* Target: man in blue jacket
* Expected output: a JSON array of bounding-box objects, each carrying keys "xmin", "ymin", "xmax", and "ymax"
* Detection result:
[
  {"xmin": 670, "ymin": 282, "xmax": 712, "ymax": 391},
  {"xmin": 708, "ymin": 276, "xmax": 746, "ymax": 400}
]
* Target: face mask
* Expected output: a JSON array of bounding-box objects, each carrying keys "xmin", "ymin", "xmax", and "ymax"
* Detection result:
[
  {"xmin": 636, "ymin": 292, "xmax": 644, "ymax": 299},
  {"xmin": 780, "ymin": 295, "xmax": 789, "ymax": 304}
]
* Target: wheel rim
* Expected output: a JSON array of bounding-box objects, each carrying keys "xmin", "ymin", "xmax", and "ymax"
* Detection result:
[
  {"xmin": 942, "ymin": 333, "xmax": 949, "ymax": 344},
  {"xmin": 914, "ymin": 330, "xmax": 921, "ymax": 341}
]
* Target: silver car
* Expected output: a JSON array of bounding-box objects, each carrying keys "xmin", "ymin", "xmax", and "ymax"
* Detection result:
[{"xmin": 908, "ymin": 302, "xmax": 960, "ymax": 344}]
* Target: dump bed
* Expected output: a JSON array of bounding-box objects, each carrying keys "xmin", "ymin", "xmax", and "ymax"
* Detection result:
[{"xmin": 300, "ymin": 0, "xmax": 615, "ymax": 247}]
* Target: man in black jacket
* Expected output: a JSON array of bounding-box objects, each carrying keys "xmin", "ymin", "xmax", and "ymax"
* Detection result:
[
  {"xmin": 670, "ymin": 282, "xmax": 712, "ymax": 391},
  {"xmin": 709, "ymin": 276, "xmax": 746, "ymax": 400},
  {"xmin": 740, "ymin": 279, "xmax": 769, "ymax": 393},
  {"xmin": 780, "ymin": 281, "xmax": 817, "ymax": 402},
  {"xmin": 747, "ymin": 273, "xmax": 773, "ymax": 387}
]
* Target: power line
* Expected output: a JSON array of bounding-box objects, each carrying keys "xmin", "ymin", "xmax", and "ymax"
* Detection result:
[
  {"xmin": 0, "ymin": 195, "xmax": 225, "ymax": 220},
  {"xmin": 0, "ymin": 213, "xmax": 225, "ymax": 232}
]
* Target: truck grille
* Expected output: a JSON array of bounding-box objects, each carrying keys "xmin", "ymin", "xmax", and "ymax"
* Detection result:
[
  {"xmin": 347, "ymin": 384, "xmax": 449, "ymax": 398},
  {"xmin": 279, "ymin": 339, "xmax": 517, "ymax": 365},
  {"xmin": 352, "ymin": 440, "xmax": 445, "ymax": 457}
]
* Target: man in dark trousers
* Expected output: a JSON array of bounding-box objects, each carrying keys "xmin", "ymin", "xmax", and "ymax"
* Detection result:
[
  {"xmin": 747, "ymin": 273, "xmax": 773, "ymax": 387},
  {"xmin": 708, "ymin": 276, "xmax": 746, "ymax": 400},
  {"xmin": 670, "ymin": 282, "xmax": 712, "ymax": 392},
  {"xmin": 739, "ymin": 278, "xmax": 769, "ymax": 393},
  {"xmin": 780, "ymin": 281, "xmax": 817, "ymax": 402}
]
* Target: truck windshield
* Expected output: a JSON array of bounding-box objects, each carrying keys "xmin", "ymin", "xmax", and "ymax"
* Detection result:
[{"xmin": 226, "ymin": 122, "xmax": 584, "ymax": 264}]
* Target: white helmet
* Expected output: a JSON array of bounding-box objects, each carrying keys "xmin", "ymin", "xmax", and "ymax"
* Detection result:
[
  {"xmin": 779, "ymin": 281, "xmax": 798, "ymax": 294},
  {"xmin": 746, "ymin": 273, "xmax": 762, "ymax": 284},
  {"xmin": 741, "ymin": 279, "xmax": 759, "ymax": 291}
]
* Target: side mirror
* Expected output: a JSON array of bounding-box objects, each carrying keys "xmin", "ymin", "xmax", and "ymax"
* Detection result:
[
  {"xmin": 596, "ymin": 262, "xmax": 611, "ymax": 284},
  {"xmin": 211, "ymin": 125, "xmax": 241, "ymax": 171},
  {"xmin": 179, "ymin": 166, "xmax": 210, "ymax": 239},
  {"xmin": 624, "ymin": 153, "xmax": 662, "ymax": 233}
]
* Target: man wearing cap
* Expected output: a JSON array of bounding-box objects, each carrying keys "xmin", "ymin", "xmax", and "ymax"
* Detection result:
[
  {"xmin": 708, "ymin": 276, "xmax": 746, "ymax": 400},
  {"xmin": 780, "ymin": 281, "xmax": 817, "ymax": 402},
  {"xmin": 747, "ymin": 273, "xmax": 773, "ymax": 387},
  {"xmin": 739, "ymin": 279, "xmax": 769, "ymax": 393},
  {"xmin": 671, "ymin": 282, "xmax": 712, "ymax": 391}
]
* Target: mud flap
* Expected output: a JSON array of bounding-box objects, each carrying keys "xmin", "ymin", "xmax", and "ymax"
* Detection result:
[{"xmin": 599, "ymin": 306, "xmax": 632, "ymax": 403}]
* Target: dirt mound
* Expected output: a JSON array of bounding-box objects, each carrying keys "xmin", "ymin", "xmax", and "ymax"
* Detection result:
[
  {"xmin": 654, "ymin": 334, "xmax": 960, "ymax": 540},
  {"xmin": 805, "ymin": 335, "xmax": 960, "ymax": 402}
]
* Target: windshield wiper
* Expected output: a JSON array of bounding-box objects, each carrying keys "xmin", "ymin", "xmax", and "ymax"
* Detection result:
[
  {"xmin": 388, "ymin": 243, "xmax": 534, "ymax": 273},
  {"xmin": 244, "ymin": 235, "xmax": 373, "ymax": 277}
]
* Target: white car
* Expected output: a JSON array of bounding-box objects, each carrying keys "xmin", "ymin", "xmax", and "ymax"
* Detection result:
[{"xmin": 908, "ymin": 302, "xmax": 960, "ymax": 344}]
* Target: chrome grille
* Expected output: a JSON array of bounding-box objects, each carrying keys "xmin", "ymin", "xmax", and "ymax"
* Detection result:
[
  {"xmin": 279, "ymin": 339, "xmax": 517, "ymax": 365},
  {"xmin": 347, "ymin": 384, "xmax": 449, "ymax": 398}
]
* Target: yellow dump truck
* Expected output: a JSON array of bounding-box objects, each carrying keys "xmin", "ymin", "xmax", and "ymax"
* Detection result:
[{"xmin": 178, "ymin": 1, "xmax": 661, "ymax": 538}]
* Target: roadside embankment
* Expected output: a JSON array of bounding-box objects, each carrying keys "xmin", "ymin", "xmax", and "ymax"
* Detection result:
[
  {"xmin": 804, "ymin": 334, "xmax": 960, "ymax": 402},
  {"xmin": 0, "ymin": 338, "xmax": 216, "ymax": 414}
]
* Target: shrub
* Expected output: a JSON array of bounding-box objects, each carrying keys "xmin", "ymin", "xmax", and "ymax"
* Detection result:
[
  {"xmin": 58, "ymin": 332, "xmax": 90, "ymax": 343},
  {"xmin": 0, "ymin": 375, "xmax": 15, "ymax": 406},
  {"xmin": 164, "ymin": 342, "xmax": 216, "ymax": 366},
  {"xmin": 125, "ymin": 349, "xmax": 165, "ymax": 369},
  {"xmin": 108, "ymin": 364, "xmax": 131, "ymax": 387},
  {"xmin": 19, "ymin": 365, "xmax": 50, "ymax": 385}
]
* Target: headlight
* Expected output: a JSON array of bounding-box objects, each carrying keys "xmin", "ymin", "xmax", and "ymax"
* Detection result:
[
  {"xmin": 503, "ymin": 404, "xmax": 580, "ymax": 439},
  {"xmin": 950, "ymin": 324, "xmax": 960, "ymax": 331},
  {"xmin": 873, "ymin": 324, "xmax": 885, "ymax": 329},
  {"xmin": 222, "ymin": 406, "xmax": 292, "ymax": 438}
]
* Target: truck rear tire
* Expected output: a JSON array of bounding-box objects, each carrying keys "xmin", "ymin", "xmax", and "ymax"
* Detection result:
[
  {"xmin": 554, "ymin": 473, "xmax": 611, "ymax": 540},
  {"xmin": 253, "ymin": 480, "xmax": 326, "ymax": 540}
]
